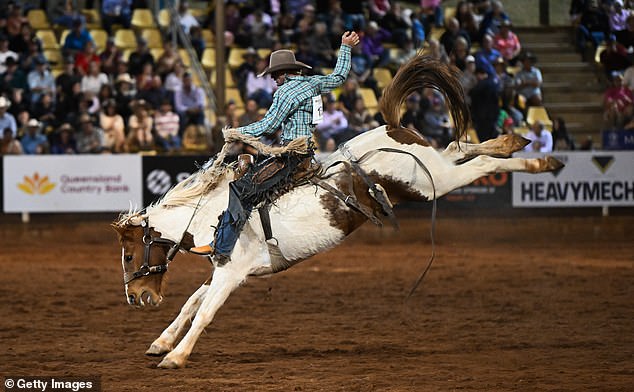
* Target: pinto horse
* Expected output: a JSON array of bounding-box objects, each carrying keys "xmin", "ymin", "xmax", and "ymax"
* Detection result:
[{"xmin": 113, "ymin": 55, "xmax": 563, "ymax": 369}]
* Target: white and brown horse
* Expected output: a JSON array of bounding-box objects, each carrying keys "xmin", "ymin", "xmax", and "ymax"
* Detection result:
[{"xmin": 113, "ymin": 55, "xmax": 562, "ymax": 368}]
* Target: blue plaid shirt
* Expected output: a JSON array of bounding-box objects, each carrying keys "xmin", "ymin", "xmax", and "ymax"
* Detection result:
[{"xmin": 237, "ymin": 44, "xmax": 352, "ymax": 143}]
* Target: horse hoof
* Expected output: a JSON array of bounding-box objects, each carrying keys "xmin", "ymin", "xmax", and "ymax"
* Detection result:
[
  {"xmin": 146, "ymin": 342, "xmax": 172, "ymax": 356},
  {"xmin": 157, "ymin": 355, "xmax": 185, "ymax": 369},
  {"xmin": 515, "ymin": 135, "xmax": 531, "ymax": 151},
  {"xmin": 546, "ymin": 156, "xmax": 565, "ymax": 172}
]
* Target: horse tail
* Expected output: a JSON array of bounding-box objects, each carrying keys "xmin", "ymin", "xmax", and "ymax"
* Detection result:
[{"xmin": 378, "ymin": 55, "xmax": 470, "ymax": 142}]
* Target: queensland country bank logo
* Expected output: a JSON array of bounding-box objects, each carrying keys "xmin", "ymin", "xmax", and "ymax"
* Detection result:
[{"xmin": 17, "ymin": 172, "xmax": 56, "ymax": 195}]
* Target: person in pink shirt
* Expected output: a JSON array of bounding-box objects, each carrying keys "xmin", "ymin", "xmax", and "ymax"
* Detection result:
[
  {"xmin": 604, "ymin": 72, "xmax": 634, "ymax": 127},
  {"xmin": 493, "ymin": 20, "xmax": 521, "ymax": 64}
]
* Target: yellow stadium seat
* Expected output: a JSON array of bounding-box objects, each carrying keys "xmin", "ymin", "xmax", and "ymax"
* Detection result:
[
  {"xmin": 150, "ymin": 48, "xmax": 164, "ymax": 61},
  {"xmin": 141, "ymin": 28, "xmax": 163, "ymax": 49},
  {"xmin": 122, "ymin": 49, "xmax": 134, "ymax": 62},
  {"xmin": 359, "ymin": 88, "xmax": 378, "ymax": 111},
  {"xmin": 228, "ymin": 48, "xmax": 247, "ymax": 69},
  {"xmin": 202, "ymin": 29, "xmax": 214, "ymax": 47},
  {"xmin": 225, "ymin": 88, "xmax": 244, "ymax": 108},
  {"xmin": 430, "ymin": 27, "xmax": 445, "ymax": 42},
  {"xmin": 178, "ymin": 49, "xmax": 192, "ymax": 67},
  {"xmin": 466, "ymin": 128, "xmax": 480, "ymax": 143},
  {"xmin": 158, "ymin": 9, "xmax": 170, "ymax": 28},
  {"xmin": 373, "ymin": 68, "xmax": 392, "ymax": 90},
  {"xmin": 257, "ymin": 48, "xmax": 271, "ymax": 60},
  {"xmin": 444, "ymin": 6, "xmax": 456, "ymax": 21},
  {"xmin": 131, "ymin": 9, "xmax": 156, "ymax": 29},
  {"xmin": 59, "ymin": 29, "xmax": 70, "ymax": 47},
  {"xmin": 114, "ymin": 29, "xmax": 137, "ymax": 49},
  {"xmin": 201, "ymin": 48, "xmax": 216, "ymax": 70},
  {"xmin": 36, "ymin": 30, "xmax": 59, "ymax": 50},
  {"xmin": 81, "ymin": 9, "xmax": 101, "ymax": 29},
  {"xmin": 210, "ymin": 68, "xmax": 235, "ymax": 87},
  {"xmin": 90, "ymin": 29, "xmax": 108, "ymax": 51},
  {"xmin": 526, "ymin": 106, "xmax": 553, "ymax": 127},
  {"xmin": 595, "ymin": 44, "xmax": 607, "ymax": 64},
  {"xmin": 28, "ymin": 9, "xmax": 50, "ymax": 30},
  {"xmin": 51, "ymin": 68, "xmax": 64, "ymax": 79},
  {"xmin": 189, "ymin": 8, "xmax": 207, "ymax": 19},
  {"xmin": 43, "ymin": 50, "xmax": 64, "ymax": 68}
]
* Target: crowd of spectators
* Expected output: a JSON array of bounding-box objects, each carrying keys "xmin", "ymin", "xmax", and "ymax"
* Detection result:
[{"xmin": 0, "ymin": 0, "xmax": 563, "ymax": 157}]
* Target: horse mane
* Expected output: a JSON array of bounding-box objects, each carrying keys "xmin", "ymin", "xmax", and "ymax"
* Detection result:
[{"xmin": 379, "ymin": 54, "xmax": 470, "ymax": 142}]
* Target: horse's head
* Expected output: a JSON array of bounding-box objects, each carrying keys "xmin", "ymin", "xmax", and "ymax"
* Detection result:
[{"xmin": 112, "ymin": 213, "xmax": 171, "ymax": 307}]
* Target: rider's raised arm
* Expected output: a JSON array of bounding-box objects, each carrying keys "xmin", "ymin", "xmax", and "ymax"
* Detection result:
[
  {"xmin": 317, "ymin": 31, "xmax": 360, "ymax": 93},
  {"xmin": 236, "ymin": 90, "xmax": 299, "ymax": 137}
]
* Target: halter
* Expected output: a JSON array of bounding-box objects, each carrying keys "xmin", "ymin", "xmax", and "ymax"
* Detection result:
[{"xmin": 123, "ymin": 218, "xmax": 179, "ymax": 285}]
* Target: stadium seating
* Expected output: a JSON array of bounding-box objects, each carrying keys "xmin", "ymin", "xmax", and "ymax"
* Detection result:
[
  {"xmin": 257, "ymin": 49, "xmax": 271, "ymax": 60},
  {"xmin": 150, "ymin": 48, "xmax": 164, "ymax": 61},
  {"xmin": 526, "ymin": 106, "xmax": 553, "ymax": 127},
  {"xmin": 359, "ymin": 88, "xmax": 379, "ymax": 112},
  {"xmin": 90, "ymin": 29, "xmax": 109, "ymax": 51},
  {"xmin": 141, "ymin": 29, "xmax": 163, "ymax": 49},
  {"xmin": 81, "ymin": 9, "xmax": 102, "ymax": 29},
  {"xmin": 43, "ymin": 50, "xmax": 64, "ymax": 69},
  {"xmin": 178, "ymin": 49, "xmax": 192, "ymax": 67},
  {"xmin": 201, "ymin": 29, "xmax": 214, "ymax": 47},
  {"xmin": 210, "ymin": 68, "xmax": 236, "ymax": 88},
  {"xmin": 36, "ymin": 30, "xmax": 59, "ymax": 50},
  {"xmin": 114, "ymin": 29, "xmax": 138, "ymax": 49},
  {"xmin": 225, "ymin": 88, "xmax": 245, "ymax": 108},
  {"xmin": 201, "ymin": 48, "xmax": 216, "ymax": 70},
  {"xmin": 131, "ymin": 9, "xmax": 156, "ymax": 29},
  {"xmin": 373, "ymin": 68, "xmax": 393, "ymax": 90},
  {"xmin": 228, "ymin": 48, "xmax": 248, "ymax": 69},
  {"xmin": 158, "ymin": 9, "xmax": 170, "ymax": 28},
  {"xmin": 27, "ymin": 9, "xmax": 50, "ymax": 30}
]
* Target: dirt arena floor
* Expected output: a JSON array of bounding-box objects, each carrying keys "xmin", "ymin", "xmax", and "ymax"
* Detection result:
[{"xmin": 0, "ymin": 212, "xmax": 632, "ymax": 391}]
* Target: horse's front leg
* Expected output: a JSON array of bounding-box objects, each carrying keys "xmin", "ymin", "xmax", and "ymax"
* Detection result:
[
  {"xmin": 146, "ymin": 280, "xmax": 210, "ymax": 356},
  {"xmin": 157, "ymin": 266, "xmax": 247, "ymax": 369}
]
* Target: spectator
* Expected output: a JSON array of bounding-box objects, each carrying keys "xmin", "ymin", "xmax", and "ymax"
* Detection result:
[
  {"xmin": 604, "ymin": 72, "xmax": 633, "ymax": 128},
  {"xmin": 75, "ymin": 113, "xmax": 105, "ymax": 153},
  {"xmin": 53, "ymin": 0, "xmax": 85, "ymax": 29},
  {"xmin": 63, "ymin": 18, "xmax": 93, "ymax": 55},
  {"xmin": 81, "ymin": 61, "xmax": 109, "ymax": 97},
  {"xmin": 155, "ymin": 41, "xmax": 179, "ymax": 78},
  {"xmin": 576, "ymin": 3, "xmax": 610, "ymax": 59},
  {"xmin": 341, "ymin": 1, "xmax": 366, "ymax": 30},
  {"xmin": 74, "ymin": 41, "xmax": 100, "ymax": 76},
  {"xmin": 479, "ymin": 0, "xmax": 510, "ymax": 39},
  {"xmin": 622, "ymin": 62, "xmax": 634, "ymax": 89},
  {"xmin": 379, "ymin": 3, "xmax": 411, "ymax": 48},
  {"xmin": 523, "ymin": 120, "xmax": 553, "ymax": 152},
  {"xmin": 27, "ymin": 57, "xmax": 55, "ymax": 105},
  {"xmin": 0, "ymin": 56, "xmax": 28, "ymax": 94},
  {"xmin": 0, "ymin": 35, "xmax": 18, "ymax": 74},
  {"xmin": 459, "ymin": 55, "xmax": 478, "ymax": 103},
  {"xmin": 174, "ymin": 72, "xmax": 205, "ymax": 128},
  {"xmin": 315, "ymin": 96, "xmax": 350, "ymax": 148},
  {"xmin": 128, "ymin": 38, "xmax": 154, "ymax": 78},
  {"xmin": 402, "ymin": 93, "xmax": 425, "ymax": 131},
  {"xmin": 514, "ymin": 52, "xmax": 543, "ymax": 106},
  {"xmin": 55, "ymin": 80, "xmax": 82, "ymax": 124},
  {"xmin": 427, "ymin": 38, "xmax": 450, "ymax": 64},
  {"xmin": 616, "ymin": 14, "xmax": 634, "ymax": 49},
  {"xmin": 307, "ymin": 22, "xmax": 336, "ymax": 67},
  {"xmin": 245, "ymin": 58, "xmax": 277, "ymax": 108},
  {"xmin": 609, "ymin": 0, "xmax": 629, "ymax": 35},
  {"xmin": 235, "ymin": 48, "xmax": 260, "ymax": 98},
  {"xmin": 21, "ymin": 119, "xmax": 49, "ymax": 154},
  {"xmin": 177, "ymin": 1, "xmax": 199, "ymax": 35},
  {"xmin": 21, "ymin": 37, "xmax": 44, "ymax": 74},
  {"xmin": 32, "ymin": 92, "xmax": 56, "ymax": 129},
  {"xmin": 154, "ymin": 99, "xmax": 181, "ymax": 152},
  {"xmin": 440, "ymin": 17, "xmax": 471, "ymax": 57},
  {"xmin": 470, "ymin": 65, "xmax": 500, "ymax": 142},
  {"xmin": 164, "ymin": 60, "xmax": 185, "ymax": 94},
  {"xmin": 362, "ymin": 21, "xmax": 391, "ymax": 68},
  {"xmin": 127, "ymin": 99, "xmax": 154, "ymax": 151},
  {"xmin": 245, "ymin": 8, "xmax": 274, "ymax": 49},
  {"xmin": 338, "ymin": 78, "xmax": 360, "ymax": 117},
  {"xmin": 391, "ymin": 38, "xmax": 417, "ymax": 67},
  {"xmin": 420, "ymin": 0, "xmax": 444, "ymax": 39},
  {"xmin": 369, "ymin": 0, "xmax": 391, "ymax": 20},
  {"xmin": 455, "ymin": 1, "xmax": 480, "ymax": 44},
  {"xmin": 99, "ymin": 98, "xmax": 125, "ymax": 153},
  {"xmin": 569, "ymin": 0, "xmax": 589, "ymax": 25},
  {"xmin": 450, "ymin": 36, "xmax": 471, "ymax": 71},
  {"xmin": 55, "ymin": 55, "xmax": 80, "ymax": 98},
  {"xmin": 493, "ymin": 20, "xmax": 521, "ymax": 64},
  {"xmin": 50, "ymin": 123, "xmax": 77, "ymax": 154},
  {"xmin": 238, "ymin": 99, "xmax": 261, "ymax": 126},
  {"xmin": 475, "ymin": 34, "xmax": 501, "ymax": 77},
  {"xmin": 1, "ymin": 126, "xmax": 22, "ymax": 154},
  {"xmin": 10, "ymin": 22, "xmax": 35, "ymax": 56},
  {"xmin": 348, "ymin": 96, "xmax": 379, "ymax": 134},
  {"xmin": 552, "ymin": 117, "xmax": 576, "ymax": 150},
  {"xmin": 114, "ymin": 73, "xmax": 135, "ymax": 122},
  {"xmin": 101, "ymin": 0, "xmax": 132, "ymax": 35},
  {"xmin": 422, "ymin": 89, "xmax": 452, "ymax": 147},
  {"xmin": 350, "ymin": 44, "xmax": 380, "ymax": 95},
  {"xmin": 600, "ymin": 34, "xmax": 631, "ymax": 76},
  {"xmin": 99, "ymin": 37, "xmax": 122, "ymax": 76}
]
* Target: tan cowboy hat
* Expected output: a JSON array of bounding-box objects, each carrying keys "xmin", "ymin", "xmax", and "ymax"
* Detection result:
[
  {"xmin": 27, "ymin": 118, "xmax": 41, "ymax": 127},
  {"xmin": 258, "ymin": 50, "xmax": 312, "ymax": 77},
  {"xmin": 116, "ymin": 73, "xmax": 134, "ymax": 85},
  {"xmin": 0, "ymin": 96, "xmax": 10, "ymax": 108}
]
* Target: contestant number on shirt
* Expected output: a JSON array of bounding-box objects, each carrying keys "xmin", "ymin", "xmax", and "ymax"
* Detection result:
[{"xmin": 312, "ymin": 95, "xmax": 323, "ymax": 125}]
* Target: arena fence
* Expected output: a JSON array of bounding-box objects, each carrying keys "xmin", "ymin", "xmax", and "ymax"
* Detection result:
[{"xmin": 1, "ymin": 152, "xmax": 633, "ymax": 214}]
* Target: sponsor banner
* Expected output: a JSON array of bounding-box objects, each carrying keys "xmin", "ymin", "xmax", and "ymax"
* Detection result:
[
  {"xmin": 440, "ymin": 173, "xmax": 511, "ymax": 208},
  {"xmin": 512, "ymin": 152, "xmax": 634, "ymax": 207},
  {"xmin": 142, "ymin": 155, "xmax": 208, "ymax": 205},
  {"xmin": 3, "ymin": 155, "xmax": 142, "ymax": 213},
  {"xmin": 602, "ymin": 129, "xmax": 634, "ymax": 150}
]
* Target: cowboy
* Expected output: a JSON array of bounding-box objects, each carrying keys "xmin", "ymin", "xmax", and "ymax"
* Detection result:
[{"xmin": 190, "ymin": 31, "xmax": 360, "ymax": 265}]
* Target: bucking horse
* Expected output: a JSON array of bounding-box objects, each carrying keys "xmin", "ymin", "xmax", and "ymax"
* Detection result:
[{"xmin": 113, "ymin": 55, "xmax": 563, "ymax": 368}]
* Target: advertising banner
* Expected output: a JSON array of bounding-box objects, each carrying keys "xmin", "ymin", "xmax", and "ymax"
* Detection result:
[
  {"xmin": 512, "ymin": 152, "xmax": 634, "ymax": 207},
  {"xmin": 3, "ymin": 155, "xmax": 142, "ymax": 212},
  {"xmin": 440, "ymin": 173, "xmax": 511, "ymax": 208},
  {"xmin": 602, "ymin": 129, "xmax": 634, "ymax": 150},
  {"xmin": 142, "ymin": 155, "xmax": 208, "ymax": 205}
]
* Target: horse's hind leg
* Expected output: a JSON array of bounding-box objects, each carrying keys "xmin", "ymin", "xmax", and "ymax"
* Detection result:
[
  {"xmin": 146, "ymin": 281, "xmax": 210, "ymax": 356},
  {"xmin": 435, "ymin": 155, "xmax": 564, "ymax": 198},
  {"xmin": 157, "ymin": 266, "xmax": 247, "ymax": 369},
  {"xmin": 441, "ymin": 134, "xmax": 530, "ymax": 163}
]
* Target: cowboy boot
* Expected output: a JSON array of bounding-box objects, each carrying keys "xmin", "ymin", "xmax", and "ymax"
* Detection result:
[
  {"xmin": 189, "ymin": 244, "xmax": 214, "ymax": 255},
  {"xmin": 235, "ymin": 153, "xmax": 254, "ymax": 179}
]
